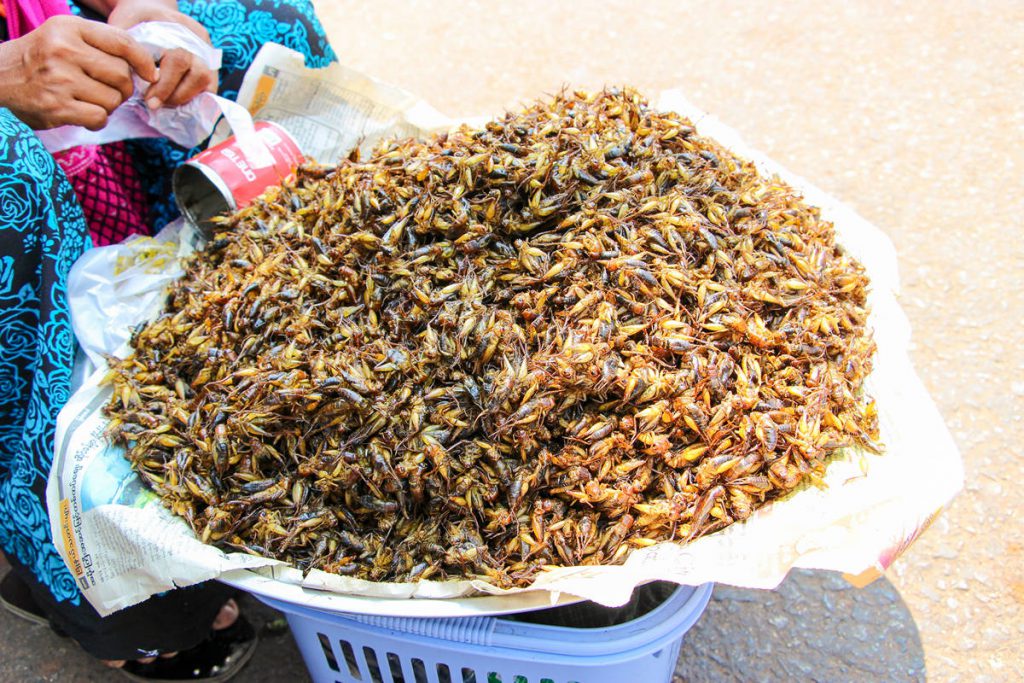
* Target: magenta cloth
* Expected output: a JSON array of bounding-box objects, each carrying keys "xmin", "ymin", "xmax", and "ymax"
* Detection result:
[
  {"xmin": 63, "ymin": 141, "xmax": 151, "ymax": 246},
  {"xmin": 5, "ymin": 0, "xmax": 151, "ymax": 245},
  {"xmin": 4, "ymin": 0, "xmax": 71, "ymax": 39}
]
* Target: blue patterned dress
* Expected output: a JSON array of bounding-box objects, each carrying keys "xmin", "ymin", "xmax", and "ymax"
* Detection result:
[
  {"xmin": 0, "ymin": 0, "xmax": 335, "ymax": 638},
  {"xmin": 0, "ymin": 111, "xmax": 90, "ymax": 606}
]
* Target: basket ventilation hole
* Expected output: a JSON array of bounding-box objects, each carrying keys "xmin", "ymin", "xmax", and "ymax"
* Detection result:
[
  {"xmin": 387, "ymin": 652, "xmax": 405, "ymax": 683},
  {"xmin": 461, "ymin": 667, "xmax": 476, "ymax": 683},
  {"xmin": 410, "ymin": 658, "xmax": 428, "ymax": 683},
  {"xmin": 316, "ymin": 633, "xmax": 340, "ymax": 673},
  {"xmin": 339, "ymin": 640, "xmax": 362, "ymax": 680},
  {"xmin": 363, "ymin": 647, "xmax": 383, "ymax": 683},
  {"xmin": 436, "ymin": 663, "xmax": 452, "ymax": 683}
]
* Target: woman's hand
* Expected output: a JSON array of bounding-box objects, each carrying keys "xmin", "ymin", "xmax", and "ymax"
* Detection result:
[
  {"xmin": 0, "ymin": 15, "xmax": 157, "ymax": 130},
  {"xmin": 105, "ymin": 0, "xmax": 217, "ymax": 109},
  {"xmin": 142, "ymin": 46, "xmax": 218, "ymax": 110}
]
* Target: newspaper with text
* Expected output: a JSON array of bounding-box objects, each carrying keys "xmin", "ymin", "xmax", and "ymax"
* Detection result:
[{"xmin": 228, "ymin": 43, "xmax": 450, "ymax": 163}]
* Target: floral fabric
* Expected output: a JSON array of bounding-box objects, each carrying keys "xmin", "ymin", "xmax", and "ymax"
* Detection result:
[
  {"xmin": 0, "ymin": 107, "xmax": 90, "ymax": 604},
  {"xmin": 0, "ymin": 0, "xmax": 334, "ymax": 605}
]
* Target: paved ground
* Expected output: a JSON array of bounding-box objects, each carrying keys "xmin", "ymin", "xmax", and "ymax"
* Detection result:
[{"xmin": 2, "ymin": 1, "xmax": 1021, "ymax": 681}]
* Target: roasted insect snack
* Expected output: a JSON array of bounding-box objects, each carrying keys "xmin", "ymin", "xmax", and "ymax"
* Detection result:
[{"xmin": 104, "ymin": 88, "xmax": 880, "ymax": 587}]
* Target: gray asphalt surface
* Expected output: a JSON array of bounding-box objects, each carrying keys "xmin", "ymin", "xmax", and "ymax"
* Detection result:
[{"xmin": 676, "ymin": 571, "xmax": 924, "ymax": 682}]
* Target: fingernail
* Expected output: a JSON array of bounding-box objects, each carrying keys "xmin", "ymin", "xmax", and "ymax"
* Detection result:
[{"xmin": 147, "ymin": 97, "xmax": 161, "ymax": 110}]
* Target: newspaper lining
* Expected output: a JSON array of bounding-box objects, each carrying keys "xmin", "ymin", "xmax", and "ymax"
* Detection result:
[
  {"xmin": 226, "ymin": 43, "xmax": 450, "ymax": 163},
  {"xmin": 47, "ymin": 46, "xmax": 962, "ymax": 617}
]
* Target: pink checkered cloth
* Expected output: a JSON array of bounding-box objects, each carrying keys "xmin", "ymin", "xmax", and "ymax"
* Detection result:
[
  {"xmin": 54, "ymin": 143, "xmax": 150, "ymax": 246},
  {"xmin": 7, "ymin": 0, "xmax": 151, "ymax": 246}
]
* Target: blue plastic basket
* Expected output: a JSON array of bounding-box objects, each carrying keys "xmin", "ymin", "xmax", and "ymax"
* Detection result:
[{"xmin": 256, "ymin": 583, "xmax": 713, "ymax": 683}]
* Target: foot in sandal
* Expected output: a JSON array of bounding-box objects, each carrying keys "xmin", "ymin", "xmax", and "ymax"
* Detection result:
[{"xmin": 1, "ymin": 572, "xmax": 258, "ymax": 682}]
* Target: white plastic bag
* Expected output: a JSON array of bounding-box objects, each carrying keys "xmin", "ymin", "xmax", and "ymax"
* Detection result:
[
  {"xmin": 122, "ymin": 21, "xmax": 224, "ymax": 147},
  {"xmin": 35, "ymin": 20, "xmax": 268, "ymax": 167},
  {"xmin": 66, "ymin": 219, "xmax": 205, "ymax": 368}
]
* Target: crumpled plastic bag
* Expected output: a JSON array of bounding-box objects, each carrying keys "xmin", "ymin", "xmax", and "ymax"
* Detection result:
[
  {"xmin": 66, "ymin": 218, "xmax": 205, "ymax": 369},
  {"xmin": 35, "ymin": 21, "xmax": 272, "ymax": 168}
]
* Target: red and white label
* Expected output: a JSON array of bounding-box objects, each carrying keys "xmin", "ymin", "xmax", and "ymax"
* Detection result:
[{"xmin": 189, "ymin": 122, "xmax": 304, "ymax": 209}]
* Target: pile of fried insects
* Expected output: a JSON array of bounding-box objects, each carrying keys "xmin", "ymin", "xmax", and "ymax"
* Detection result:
[{"xmin": 104, "ymin": 88, "xmax": 880, "ymax": 587}]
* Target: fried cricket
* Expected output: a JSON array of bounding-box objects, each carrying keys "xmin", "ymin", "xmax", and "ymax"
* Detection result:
[{"xmin": 104, "ymin": 88, "xmax": 880, "ymax": 587}]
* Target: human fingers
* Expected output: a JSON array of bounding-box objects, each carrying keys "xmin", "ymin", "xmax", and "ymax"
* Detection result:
[
  {"xmin": 78, "ymin": 21, "xmax": 158, "ymax": 83},
  {"xmin": 8, "ymin": 96, "xmax": 108, "ymax": 131},
  {"xmin": 160, "ymin": 61, "xmax": 217, "ymax": 108},
  {"xmin": 72, "ymin": 76, "xmax": 126, "ymax": 116},
  {"xmin": 64, "ymin": 101, "xmax": 110, "ymax": 131},
  {"xmin": 80, "ymin": 46, "xmax": 136, "ymax": 103},
  {"xmin": 143, "ymin": 48, "xmax": 191, "ymax": 109}
]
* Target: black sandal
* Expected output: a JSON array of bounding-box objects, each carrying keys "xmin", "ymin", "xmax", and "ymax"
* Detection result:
[{"xmin": 119, "ymin": 616, "xmax": 258, "ymax": 682}]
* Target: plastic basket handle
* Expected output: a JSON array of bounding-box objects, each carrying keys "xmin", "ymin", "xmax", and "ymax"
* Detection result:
[{"xmin": 342, "ymin": 614, "xmax": 499, "ymax": 646}]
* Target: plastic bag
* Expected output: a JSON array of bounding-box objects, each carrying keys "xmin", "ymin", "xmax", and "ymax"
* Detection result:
[
  {"xmin": 66, "ymin": 218, "xmax": 205, "ymax": 368},
  {"xmin": 34, "ymin": 21, "xmax": 265, "ymax": 162}
]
